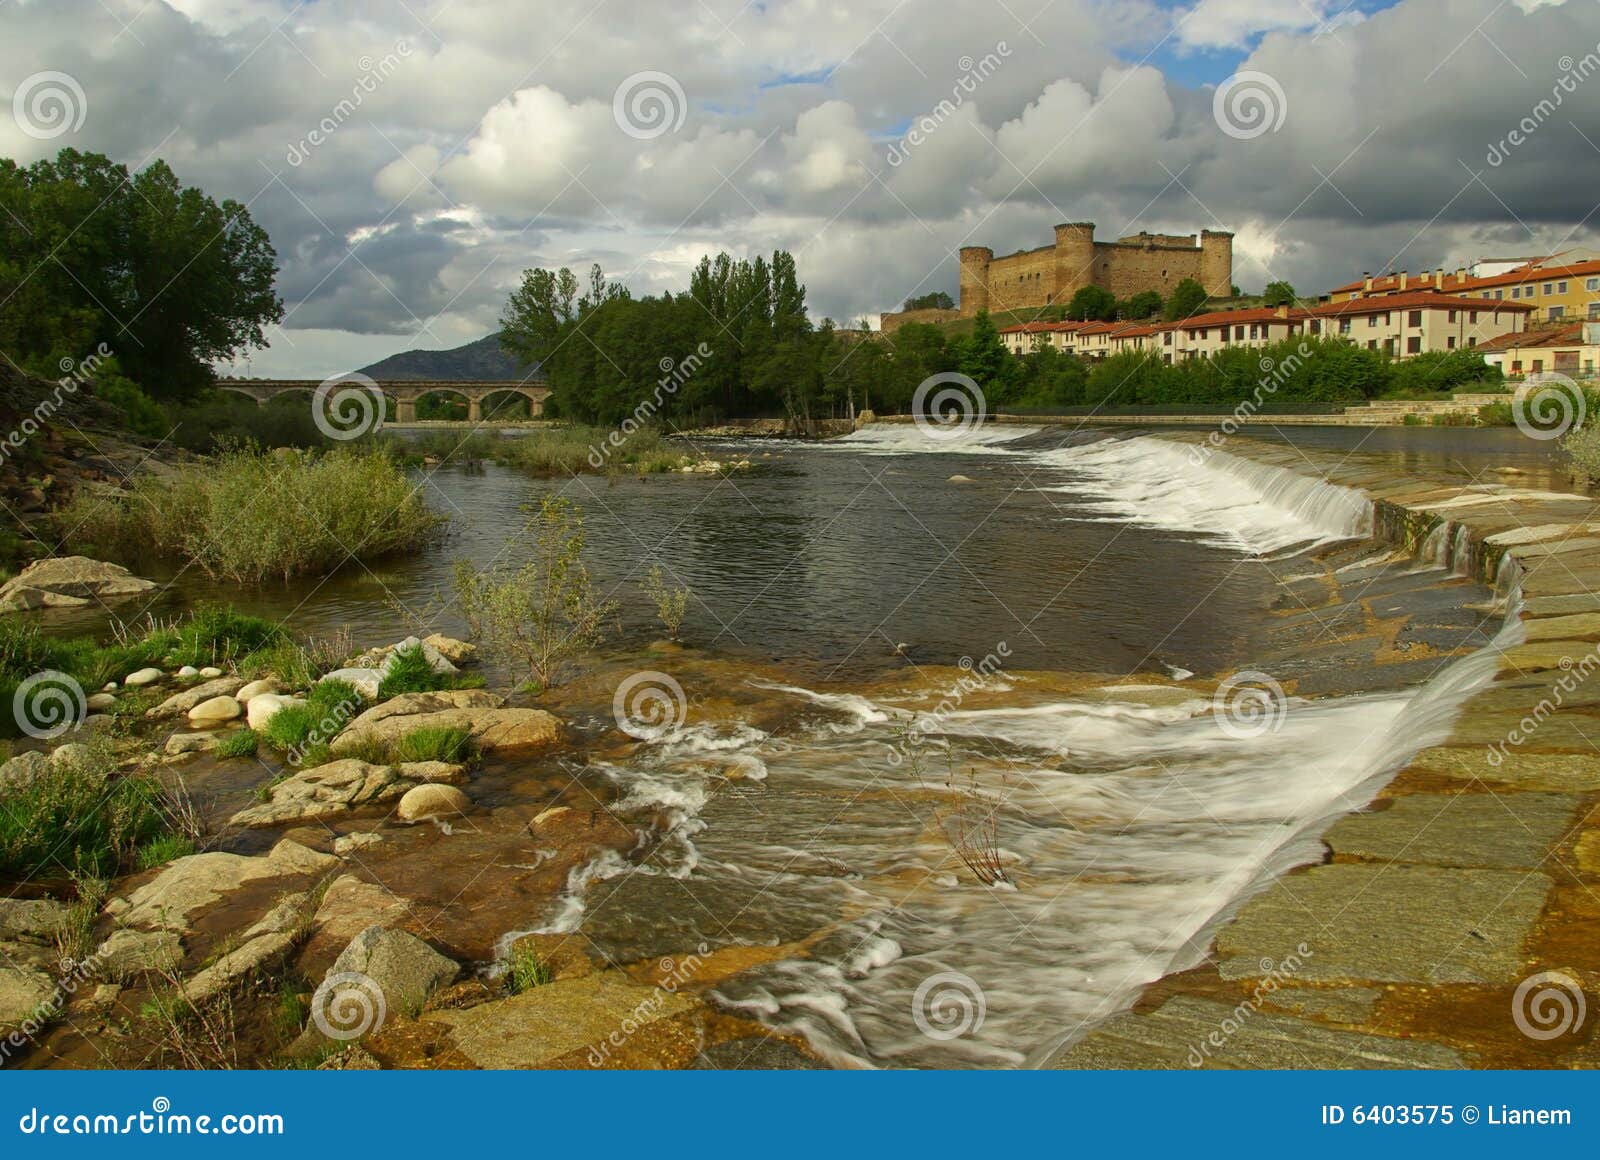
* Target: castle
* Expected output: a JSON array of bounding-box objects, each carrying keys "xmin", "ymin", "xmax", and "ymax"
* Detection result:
[{"xmin": 881, "ymin": 222, "xmax": 1234, "ymax": 331}]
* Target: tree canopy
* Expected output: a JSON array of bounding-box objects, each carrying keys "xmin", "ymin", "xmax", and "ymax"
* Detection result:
[
  {"xmin": 1262, "ymin": 280, "xmax": 1297, "ymax": 306},
  {"xmin": 0, "ymin": 149, "xmax": 282, "ymax": 398},
  {"xmin": 902, "ymin": 290, "xmax": 955, "ymax": 311},
  {"xmin": 1162, "ymin": 278, "xmax": 1210, "ymax": 321},
  {"xmin": 1065, "ymin": 285, "xmax": 1118, "ymax": 321}
]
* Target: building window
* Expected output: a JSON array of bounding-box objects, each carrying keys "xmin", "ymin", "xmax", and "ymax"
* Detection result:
[
  {"xmin": 1234, "ymin": 325, "xmax": 1245, "ymax": 340},
  {"xmin": 1448, "ymin": 309, "xmax": 1457, "ymax": 322},
  {"xmin": 1407, "ymin": 336, "xmax": 1422, "ymax": 354},
  {"xmin": 1408, "ymin": 310, "xmax": 1422, "ymax": 327},
  {"xmin": 1367, "ymin": 340, "xmax": 1377, "ymax": 349},
  {"xmin": 1468, "ymin": 336, "xmax": 1477, "ymax": 347},
  {"xmin": 1558, "ymin": 281, "xmax": 1568, "ymax": 294},
  {"xmin": 1309, "ymin": 319, "xmax": 1322, "ymax": 334},
  {"xmin": 1590, "ymin": 302, "xmax": 1600, "ymax": 320},
  {"xmin": 1512, "ymin": 361, "xmax": 1522, "ymax": 373},
  {"xmin": 1447, "ymin": 336, "xmax": 1457, "ymax": 349},
  {"xmin": 1339, "ymin": 319, "xmax": 1352, "ymax": 335},
  {"xmin": 1469, "ymin": 311, "xmax": 1478, "ymax": 323},
  {"xmin": 1368, "ymin": 315, "xmax": 1378, "ymax": 327},
  {"xmin": 1532, "ymin": 359, "xmax": 1544, "ymax": 373},
  {"xmin": 1587, "ymin": 277, "xmax": 1599, "ymax": 291},
  {"xmin": 1550, "ymin": 306, "xmax": 1565, "ymax": 320},
  {"xmin": 1544, "ymin": 283, "xmax": 1554, "ymax": 295},
  {"xmin": 1495, "ymin": 290, "xmax": 1503, "ymax": 299},
  {"xmin": 1163, "ymin": 332, "xmax": 1172, "ymax": 345}
]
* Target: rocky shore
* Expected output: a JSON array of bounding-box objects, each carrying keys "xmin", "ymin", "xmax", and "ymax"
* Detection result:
[{"xmin": 1052, "ymin": 432, "xmax": 1600, "ymax": 1069}]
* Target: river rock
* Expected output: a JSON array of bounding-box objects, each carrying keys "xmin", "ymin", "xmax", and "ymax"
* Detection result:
[
  {"xmin": 85, "ymin": 692, "xmax": 115, "ymax": 711},
  {"xmin": 330, "ymin": 690, "xmax": 560, "ymax": 756},
  {"xmin": 182, "ymin": 895, "xmax": 307, "ymax": 1006},
  {"xmin": 300, "ymin": 875, "xmax": 410, "ymax": 972},
  {"xmin": 49, "ymin": 742, "xmax": 89, "ymax": 768},
  {"xmin": 124, "ymin": 667, "xmax": 164, "ymax": 689},
  {"xmin": 332, "ymin": 832, "xmax": 385, "ymax": 856},
  {"xmin": 397, "ymin": 783, "xmax": 470, "ymax": 821},
  {"xmin": 105, "ymin": 840, "xmax": 337, "ymax": 933},
  {"xmin": 0, "ymin": 750, "xmax": 50, "ymax": 794},
  {"xmin": 187, "ymin": 695, "xmax": 243, "ymax": 726},
  {"xmin": 236, "ymin": 678, "xmax": 281, "ymax": 702},
  {"xmin": 164, "ymin": 732, "xmax": 219, "ymax": 757},
  {"xmin": 246, "ymin": 693, "xmax": 305, "ymax": 732},
  {"xmin": 321, "ymin": 925, "xmax": 459, "ymax": 1029},
  {"xmin": 0, "ymin": 898, "xmax": 71, "ymax": 942},
  {"xmin": 147, "ymin": 676, "xmax": 245, "ymax": 718},
  {"xmin": 0, "ymin": 556, "xmax": 156, "ymax": 612},
  {"xmin": 422, "ymin": 634, "xmax": 476, "ymax": 665},
  {"xmin": 229, "ymin": 759, "xmax": 468, "ymax": 828},
  {"xmin": 0, "ymin": 966, "xmax": 55, "ymax": 1029},
  {"xmin": 95, "ymin": 928, "xmax": 183, "ymax": 981},
  {"xmin": 176, "ymin": 665, "xmax": 200, "ymax": 679},
  {"xmin": 318, "ymin": 667, "xmax": 385, "ymax": 700}
]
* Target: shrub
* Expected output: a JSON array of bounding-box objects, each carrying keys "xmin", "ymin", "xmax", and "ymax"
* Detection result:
[
  {"xmin": 642, "ymin": 564, "xmax": 690, "ymax": 641},
  {"xmin": 1563, "ymin": 420, "xmax": 1600, "ymax": 487},
  {"xmin": 56, "ymin": 444, "xmax": 444, "ymax": 583},
  {"xmin": 93, "ymin": 371, "xmax": 167, "ymax": 439},
  {"xmin": 453, "ymin": 497, "xmax": 618, "ymax": 692},
  {"xmin": 391, "ymin": 726, "xmax": 475, "ymax": 764}
]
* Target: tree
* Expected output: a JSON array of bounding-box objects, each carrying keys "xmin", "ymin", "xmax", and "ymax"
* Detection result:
[
  {"xmin": 957, "ymin": 311, "xmax": 1009, "ymax": 391},
  {"xmin": 902, "ymin": 291, "xmax": 955, "ymax": 311},
  {"xmin": 1163, "ymin": 278, "xmax": 1209, "ymax": 321},
  {"xmin": 1065, "ymin": 285, "xmax": 1117, "ymax": 322},
  {"xmin": 1117, "ymin": 290, "xmax": 1163, "ymax": 320},
  {"xmin": 0, "ymin": 150, "xmax": 282, "ymax": 398},
  {"xmin": 1262, "ymin": 280, "xmax": 1297, "ymax": 307}
]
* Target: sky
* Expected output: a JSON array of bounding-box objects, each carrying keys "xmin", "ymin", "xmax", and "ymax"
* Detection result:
[{"xmin": 2, "ymin": 0, "xmax": 1597, "ymax": 377}]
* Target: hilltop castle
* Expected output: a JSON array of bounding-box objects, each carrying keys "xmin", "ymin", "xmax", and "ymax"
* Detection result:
[{"xmin": 882, "ymin": 222, "xmax": 1234, "ymax": 331}]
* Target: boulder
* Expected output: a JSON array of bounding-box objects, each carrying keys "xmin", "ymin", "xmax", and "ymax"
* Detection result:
[
  {"xmin": 397, "ymin": 783, "xmax": 471, "ymax": 822},
  {"xmin": 199, "ymin": 667, "xmax": 224, "ymax": 679},
  {"xmin": 302, "ymin": 875, "xmax": 409, "ymax": 968},
  {"xmin": 388, "ymin": 635, "xmax": 458, "ymax": 676},
  {"xmin": 0, "ymin": 898, "xmax": 71, "ymax": 942},
  {"xmin": 49, "ymin": 742, "xmax": 90, "ymax": 768},
  {"xmin": 147, "ymin": 676, "xmax": 246, "ymax": 717},
  {"xmin": 187, "ymin": 695, "xmax": 243, "ymax": 726},
  {"xmin": 164, "ymin": 732, "xmax": 219, "ymax": 757},
  {"xmin": 246, "ymin": 693, "xmax": 305, "ymax": 732},
  {"xmin": 176, "ymin": 665, "xmax": 200, "ymax": 679},
  {"xmin": 182, "ymin": 895, "xmax": 306, "ymax": 1005},
  {"xmin": 0, "ymin": 750, "xmax": 50, "ymax": 794},
  {"xmin": 105, "ymin": 840, "xmax": 337, "ymax": 933},
  {"xmin": 229, "ymin": 759, "xmax": 467, "ymax": 828},
  {"xmin": 236, "ymin": 678, "xmax": 281, "ymax": 702},
  {"xmin": 0, "ymin": 966, "xmax": 55, "ymax": 1029},
  {"xmin": 318, "ymin": 667, "xmax": 385, "ymax": 700},
  {"xmin": 85, "ymin": 692, "xmax": 115, "ymax": 711},
  {"xmin": 0, "ymin": 556, "xmax": 155, "ymax": 612},
  {"xmin": 94, "ymin": 928, "xmax": 183, "ymax": 981},
  {"xmin": 423, "ymin": 634, "xmax": 476, "ymax": 665},
  {"xmin": 319, "ymin": 925, "xmax": 459, "ymax": 1030},
  {"xmin": 124, "ymin": 667, "xmax": 163, "ymax": 688},
  {"xmin": 330, "ymin": 690, "xmax": 560, "ymax": 756}
]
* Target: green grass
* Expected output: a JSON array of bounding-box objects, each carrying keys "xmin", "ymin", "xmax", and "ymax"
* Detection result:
[
  {"xmin": 507, "ymin": 945, "xmax": 553, "ymax": 993},
  {"xmin": 391, "ymin": 726, "xmax": 475, "ymax": 764},
  {"xmin": 374, "ymin": 644, "xmax": 482, "ymax": 699},
  {"xmin": 214, "ymin": 728, "xmax": 259, "ymax": 759},
  {"xmin": 56, "ymin": 443, "xmax": 445, "ymax": 583},
  {"xmin": 0, "ymin": 747, "xmax": 169, "ymax": 878},
  {"xmin": 136, "ymin": 834, "xmax": 195, "ymax": 869},
  {"xmin": 260, "ymin": 680, "xmax": 365, "ymax": 755}
]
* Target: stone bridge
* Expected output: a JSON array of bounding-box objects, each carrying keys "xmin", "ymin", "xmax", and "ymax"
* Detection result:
[{"xmin": 217, "ymin": 378, "xmax": 549, "ymax": 422}]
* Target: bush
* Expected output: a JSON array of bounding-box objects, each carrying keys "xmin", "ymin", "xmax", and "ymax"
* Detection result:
[
  {"xmin": 93, "ymin": 371, "xmax": 167, "ymax": 439},
  {"xmin": 56, "ymin": 444, "xmax": 444, "ymax": 583},
  {"xmin": 0, "ymin": 747, "xmax": 167, "ymax": 877},
  {"xmin": 136, "ymin": 834, "xmax": 195, "ymax": 869},
  {"xmin": 1563, "ymin": 420, "xmax": 1600, "ymax": 486}
]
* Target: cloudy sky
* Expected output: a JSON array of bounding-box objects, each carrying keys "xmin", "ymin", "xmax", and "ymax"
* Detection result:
[{"xmin": 3, "ymin": 0, "xmax": 1597, "ymax": 377}]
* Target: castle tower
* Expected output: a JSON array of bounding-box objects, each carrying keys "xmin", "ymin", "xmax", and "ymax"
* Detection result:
[
  {"xmin": 958, "ymin": 246, "xmax": 994, "ymax": 316},
  {"xmin": 1199, "ymin": 229, "xmax": 1234, "ymax": 297},
  {"xmin": 1053, "ymin": 222, "xmax": 1096, "ymax": 302}
]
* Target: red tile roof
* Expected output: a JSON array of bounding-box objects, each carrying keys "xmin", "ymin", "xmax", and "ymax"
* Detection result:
[
  {"xmin": 1476, "ymin": 324, "xmax": 1590, "ymax": 352},
  {"xmin": 1329, "ymin": 257, "xmax": 1600, "ymax": 298},
  {"xmin": 1302, "ymin": 291, "xmax": 1536, "ymax": 317}
]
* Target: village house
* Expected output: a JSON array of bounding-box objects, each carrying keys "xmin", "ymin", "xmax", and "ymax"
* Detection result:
[
  {"xmin": 1326, "ymin": 251, "xmax": 1600, "ymax": 325},
  {"xmin": 1476, "ymin": 322, "xmax": 1600, "ymax": 379}
]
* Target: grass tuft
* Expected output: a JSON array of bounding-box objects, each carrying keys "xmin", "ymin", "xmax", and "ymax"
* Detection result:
[{"xmin": 391, "ymin": 726, "xmax": 475, "ymax": 765}]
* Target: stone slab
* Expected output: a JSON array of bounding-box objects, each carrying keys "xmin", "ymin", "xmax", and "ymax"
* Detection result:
[{"xmin": 1325, "ymin": 792, "xmax": 1578, "ymax": 869}]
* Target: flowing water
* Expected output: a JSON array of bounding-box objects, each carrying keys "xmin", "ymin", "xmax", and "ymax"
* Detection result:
[{"xmin": 54, "ymin": 423, "xmax": 1547, "ymax": 1067}]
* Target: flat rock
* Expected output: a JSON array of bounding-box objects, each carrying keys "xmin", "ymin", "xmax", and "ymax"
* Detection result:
[
  {"xmin": 0, "ymin": 898, "xmax": 71, "ymax": 942},
  {"xmin": 419, "ymin": 971, "xmax": 695, "ymax": 1068},
  {"xmin": 1325, "ymin": 792, "xmax": 1579, "ymax": 869},
  {"xmin": 1050, "ymin": 995, "xmax": 1462, "ymax": 1069},
  {"xmin": 0, "ymin": 966, "xmax": 55, "ymax": 1028},
  {"xmin": 94, "ymin": 928, "xmax": 183, "ymax": 981},
  {"xmin": 397, "ymin": 783, "xmax": 471, "ymax": 821},
  {"xmin": 0, "ymin": 556, "xmax": 155, "ymax": 612},
  {"xmin": 423, "ymin": 634, "xmax": 476, "ymax": 665},
  {"xmin": 164, "ymin": 732, "xmax": 219, "ymax": 757},
  {"xmin": 330, "ymin": 691, "xmax": 559, "ymax": 756},
  {"xmin": 147, "ymin": 677, "xmax": 245, "ymax": 717},
  {"xmin": 1408, "ymin": 745, "xmax": 1600, "ymax": 791},
  {"xmin": 229, "ymin": 759, "xmax": 467, "ymax": 828},
  {"xmin": 299, "ymin": 876, "xmax": 411, "ymax": 976},
  {"xmin": 105, "ymin": 840, "xmax": 336, "ymax": 933},
  {"xmin": 1216, "ymin": 864, "xmax": 1549, "ymax": 984},
  {"xmin": 182, "ymin": 896, "xmax": 306, "ymax": 1006},
  {"xmin": 1261, "ymin": 986, "xmax": 1384, "ymax": 1024}
]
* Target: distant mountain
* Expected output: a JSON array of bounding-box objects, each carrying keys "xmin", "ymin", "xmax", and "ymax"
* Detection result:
[{"xmin": 356, "ymin": 333, "xmax": 538, "ymax": 381}]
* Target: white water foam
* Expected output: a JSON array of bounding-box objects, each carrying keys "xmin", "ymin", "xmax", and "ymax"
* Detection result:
[{"xmin": 827, "ymin": 423, "xmax": 1044, "ymax": 454}]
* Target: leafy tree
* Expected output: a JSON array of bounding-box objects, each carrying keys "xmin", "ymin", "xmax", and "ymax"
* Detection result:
[
  {"xmin": 1262, "ymin": 280, "xmax": 1297, "ymax": 307},
  {"xmin": 1065, "ymin": 286, "xmax": 1118, "ymax": 322},
  {"xmin": 0, "ymin": 150, "xmax": 281, "ymax": 398},
  {"xmin": 957, "ymin": 311, "xmax": 1009, "ymax": 392},
  {"xmin": 902, "ymin": 291, "xmax": 955, "ymax": 311},
  {"xmin": 1163, "ymin": 278, "xmax": 1210, "ymax": 321},
  {"xmin": 1117, "ymin": 290, "xmax": 1163, "ymax": 320}
]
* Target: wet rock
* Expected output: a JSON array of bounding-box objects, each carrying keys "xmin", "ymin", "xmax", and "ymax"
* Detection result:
[
  {"xmin": 95, "ymin": 928, "xmax": 183, "ymax": 981},
  {"xmin": 325, "ymin": 925, "xmax": 459, "ymax": 1024},
  {"xmin": 330, "ymin": 690, "xmax": 560, "ymax": 756},
  {"xmin": 300, "ymin": 877, "xmax": 410, "ymax": 973},
  {"xmin": 333, "ymin": 832, "xmax": 385, "ymax": 856},
  {"xmin": 182, "ymin": 895, "xmax": 306, "ymax": 1005},
  {"xmin": 123, "ymin": 667, "xmax": 164, "ymax": 689},
  {"xmin": 0, "ymin": 556, "xmax": 155, "ymax": 612},
  {"xmin": 187, "ymin": 695, "xmax": 243, "ymax": 726},
  {"xmin": 397, "ymin": 783, "xmax": 471, "ymax": 822},
  {"xmin": 693, "ymin": 1037, "xmax": 822, "ymax": 1070},
  {"xmin": 1326, "ymin": 792, "xmax": 1578, "ymax": 870},
  {"xmin": 229, "ymin": 759, "xmax": 467, "ymax": 828},
  {"xmin": 147, "ymin": 676, "xmax": 246, "ymax": 718},
  {"xmin": 105, "ymin": 840, "xmax": 337, "ymax": 933},
  {"xmin": 319, "ymin": 667, "xmax": 385, "ymax": 700}
]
